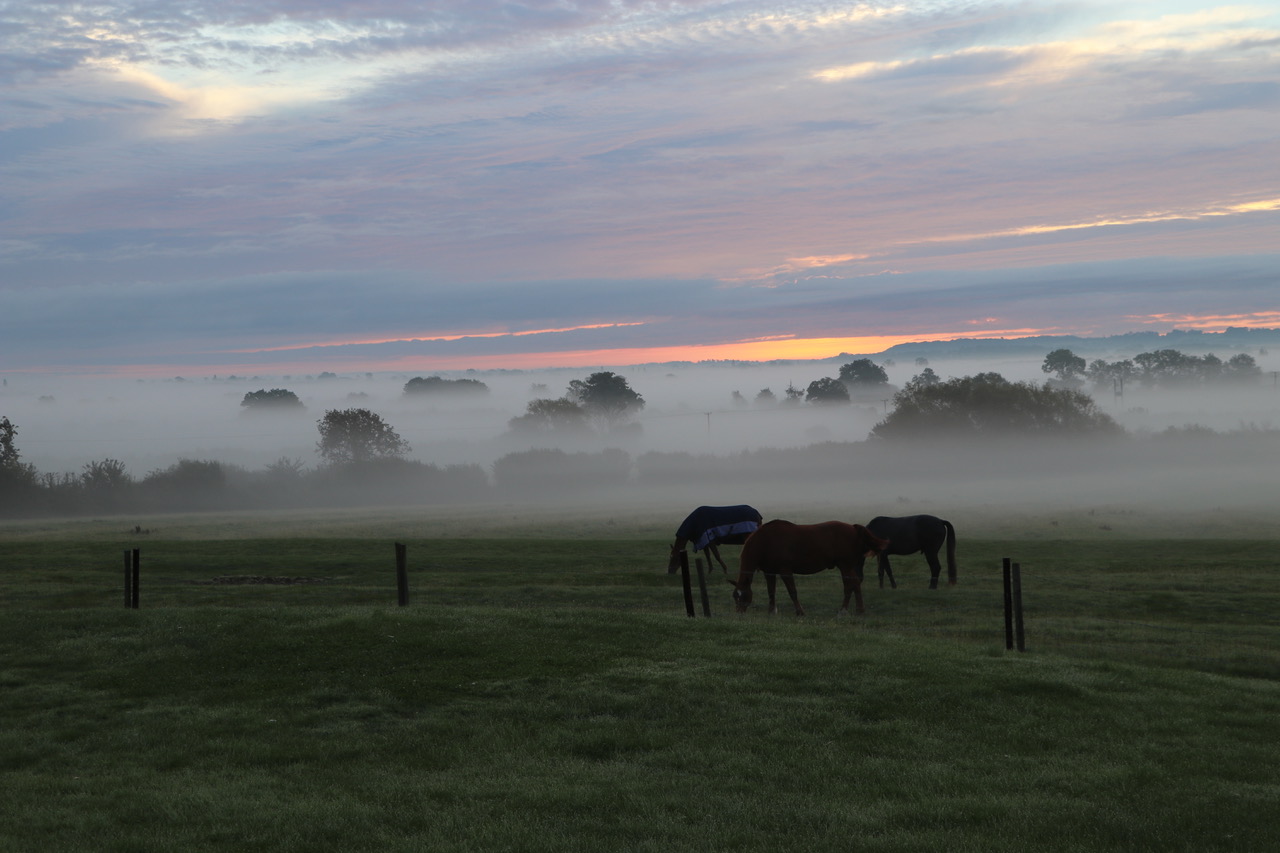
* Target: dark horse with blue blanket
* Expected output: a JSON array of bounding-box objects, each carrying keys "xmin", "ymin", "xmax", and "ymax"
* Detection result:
[
  {"xmin": 667, "ymin": 504, "xmax": 763, "ymax": 574},
  {"xmin": 865, "ymin": 514, "xmax": 957, "ymax": 589}
]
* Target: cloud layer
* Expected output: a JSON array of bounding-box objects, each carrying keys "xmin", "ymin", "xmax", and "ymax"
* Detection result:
[{"xmin": 2, "ymin": 0, "xmax": 1278, "ymax": 373}]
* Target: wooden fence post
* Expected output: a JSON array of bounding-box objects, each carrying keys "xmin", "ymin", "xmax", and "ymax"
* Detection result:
[
  {"xmin": 695, "ymin": 556, "xmax": 711, "ymax": 618},
  {"xmin": 121, "ymin": 548, "xmax": 141, "ymax": 609},
  {"xmin": 395, "ymin": 543, "xmax": 409, "ymax": 607},
  {"xmin": 1002, "ymin": 557, "xmax": 1013, "ymax": 650},
  {"xmin": 679, "ymin": 549, "xmax": 695, "ymax": 617},
  {"xmin": 1012, "ymin": 562, "xmax": 1026, "ymax": 652}
]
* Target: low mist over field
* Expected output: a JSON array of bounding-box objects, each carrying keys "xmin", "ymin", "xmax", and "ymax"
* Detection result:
[
  {"xmin": 0, "ymin": 357, "xmax": 1011, "ymax": 473},
  {"xmin": 4, "ymin": 338, "xmax": 1279, "ymax": 518}
]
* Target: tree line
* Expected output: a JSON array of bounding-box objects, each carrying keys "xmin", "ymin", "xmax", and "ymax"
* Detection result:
[
  {"xmin": 1041, "ymin": 347, "xmax": 1264, "ymax": 388},
  {"xmin": 3, "ymin": 352, "xmax": 1273, "ymax": 517}
]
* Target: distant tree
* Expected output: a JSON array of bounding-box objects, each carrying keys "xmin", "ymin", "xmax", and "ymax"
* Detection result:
[
  {"xmin": 838, "ymin": 359, "xmax": 889, "ymax": 387},
  {"xmin": 507, "ymin": 398, "xmax": 592, "ymax": 435},
  {"xmin": 264, "ymin": 456, "xmax": 307, "ymax": 481},
  {"xmin": 144, "ymin": 459, "xmax": 227, "ymax": 489},
  {"xmin": 1134, "ymin": 349, "xmax": 1201, "ymax": 386},
  {"xmin": 566, "ymin": 372, "xmax": 644, "ymax": 428},
  {"xmin": 754, "ymin": 388, "xmax": 776, "ymax": 406},
  {"xmin": 905, "ymin": 367, "xmax": 941, "ymax": 390},
  {"xmin": 0, "ymin": 417, "xmax": 39, "ymax": 505},
  {"xmin": 241, "ymin": 388, "xmax": 304, "ymax": 411},
  {"xmin": 871, "ymin": 372, "xmax": 1122, "ymax": 439},
  {"xmin": 1041, "ymin": 349, "xmax": 1086, "ymax": 383},
  {"xmin": 805, "ymin": 377, "xmax": 851, "ymax": 405},
  {"xmin": 731, "ymin": 390, "xmax": 748, "ymax": 407},
  {"xmin": 914, "ymin": 357, "xmax": 929, "ymax": 366},
  {"xmin": 1200, "ymin": 353, "xmax": 1225, "ymax": 382},
  {"xmin": 403, "ymin": 376, "xmax": 490, "ymax": 396},
  {"xmin": 1224, "ymin": 353, "xmax": 1262, "ymax": 382},
  {"xmin": 1086, "ymin": 358, "xmax": 1137, "ymax": 390},
  {"xmin": 81, "ymin": 458, "xmax": 132, "ymax": 491},
  {"xmin": 783, "ymin": 383, "xmax": 805, "ymax": 405},
  {"xmin": 0, "ymin": 416, "xmax": 19, "ymax": 467},
  {"xmin": 316, "ymin": 408, "xmax": 410, "ymax": 465}
]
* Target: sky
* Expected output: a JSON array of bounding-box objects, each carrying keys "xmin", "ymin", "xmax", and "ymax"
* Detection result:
[{"xmin": 2, "ymin": 0, "xmax": 1278, "ymax": 377}]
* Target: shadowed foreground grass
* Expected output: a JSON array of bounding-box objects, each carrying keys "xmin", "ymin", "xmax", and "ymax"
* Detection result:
[
  {"xmin": 3, "ymin": 605, "xmax": 1279, "ymax": 852},
  {"xmin": 3, "ymin": 522, "xmax": 1279, "ymax": 851}
]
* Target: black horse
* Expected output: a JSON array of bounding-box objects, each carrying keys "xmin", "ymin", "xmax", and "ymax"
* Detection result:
[
  {"xmin": 864, "ymin": 515, "xmax": 957, "ymax": 589},
  {"xmin": 667, "ymin": 504, "xmax": 763, "ymax": 574}
]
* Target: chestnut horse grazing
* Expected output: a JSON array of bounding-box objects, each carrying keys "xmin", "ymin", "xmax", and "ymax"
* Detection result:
[{"xmin": 729, "ymin": 520, "xmax": 889, "ymax": 616}]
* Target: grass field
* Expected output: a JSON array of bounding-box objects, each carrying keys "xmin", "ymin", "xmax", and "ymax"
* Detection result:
[{"xmin": 3, "ymin": 503, "xmax": 1279, "ymax": 851}]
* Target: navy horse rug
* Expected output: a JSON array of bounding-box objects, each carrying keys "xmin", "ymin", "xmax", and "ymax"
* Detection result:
[
  {"xmin": 677, "ymin": 504, "xmax": 763, "ymax": 551},
  {"xmin": 668, "ymin": 504, "xmax": 764, "ymax": 574}
]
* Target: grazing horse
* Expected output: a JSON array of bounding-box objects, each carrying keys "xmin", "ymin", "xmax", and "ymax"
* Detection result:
[
  {"xmin": 667, "ymin": 504, "xmax": 763, "ymax": 574},
  {"xmin": 864, "ymin": 514, "xmax": 957, "ymax": 589},
  {"xmin": 729, "ymin": 520, "xmax": 889, "ymax": 616}
]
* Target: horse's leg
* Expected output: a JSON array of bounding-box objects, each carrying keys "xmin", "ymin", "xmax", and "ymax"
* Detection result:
[
  {"xmin": 878, "ymin": 553, "xmax": 897, "ymax": 589},
  {"xmin": 708, "ymin": 542, "xmax": 729, "ymax": 574},
  {"xmin": 924, "ymin": 547, "xmax": 942, "ymax": 590},
  {"xmin": 839, "ymin": 568, "xmax": 865, "ymax": 615},
  {"xmin": 765, "ymin": 571, "xmax": 779, "ymax": 615},
  {"xmin": 779, "ymin": 573, "xmax": 803, "ymax": 616}
]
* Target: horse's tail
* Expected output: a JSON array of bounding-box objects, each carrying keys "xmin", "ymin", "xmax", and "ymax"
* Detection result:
[{"xmin": 942, "ymin": 520, "xmax": 957, "ymax": 585}]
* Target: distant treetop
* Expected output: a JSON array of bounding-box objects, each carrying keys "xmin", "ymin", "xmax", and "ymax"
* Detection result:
[
  {"xmin": 839, "ymin": 359, "xmax": 890, "ymax": 386},
  {"xmin": 1088, "ymin": 349, "xmax": 1263, "ymax": 389},
  {"xmin": 404, "ymin": 376, "xmax": 490, "ymax": 396},
  {"xmin": 872, "ymin": 372, "xmax": 1122, "ymax": 439},
  {"xmin": 316, "ymin": 408, "xmax": 410, "ymax": 465},
  {"xmin": 566, "ymin": 371, "xmax": 644, "ymax": 427},
  {"xmin": 240, "ymin": 389, "xmax": 304, "ymax": 411},
  {"xmin": 1041, "ymin": 349, "xmax": 1087, "ymax": 383},
  {"xmin": 805, "ymin": 376, "xmax": 851, "ymax": 405}
]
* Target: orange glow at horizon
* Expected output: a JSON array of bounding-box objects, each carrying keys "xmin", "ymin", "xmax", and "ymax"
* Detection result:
[
  {"xmin": 317, "ymin": 329, "xmax": 1049, "ymax": 372},
  {"xmin": 43, "ymin": 328, "xmax": 1062, "ymax": 378}
]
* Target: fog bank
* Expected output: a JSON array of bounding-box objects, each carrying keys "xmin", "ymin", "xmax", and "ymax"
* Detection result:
[{"xmin": 3, "ymin": 351, "xmax": 1278, "ymax": 518}]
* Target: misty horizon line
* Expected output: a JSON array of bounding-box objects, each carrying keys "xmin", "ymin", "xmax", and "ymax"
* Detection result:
[{"xmin": 7, "ymin": 325, "xmax": 1279, "ymax": 383}]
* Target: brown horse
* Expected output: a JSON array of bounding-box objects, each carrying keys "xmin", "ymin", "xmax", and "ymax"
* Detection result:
[{"xmin": 729, "ymin": 520, "xmax": 889, "ymax": 616}]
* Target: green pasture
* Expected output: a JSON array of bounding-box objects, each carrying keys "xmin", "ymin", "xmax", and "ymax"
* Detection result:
[{"xmin": 2, "ymin": 508, "xmax": 1279, "ymax": 851}]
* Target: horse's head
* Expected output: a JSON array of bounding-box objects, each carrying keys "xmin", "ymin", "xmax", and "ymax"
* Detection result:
[
  {"xmin": 727, "ymin": 577, "xmax": 753, "ymax": 612},
  {"xmin": 666, "ymin": 542, "xmax": 683, "ymax": 574}
]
